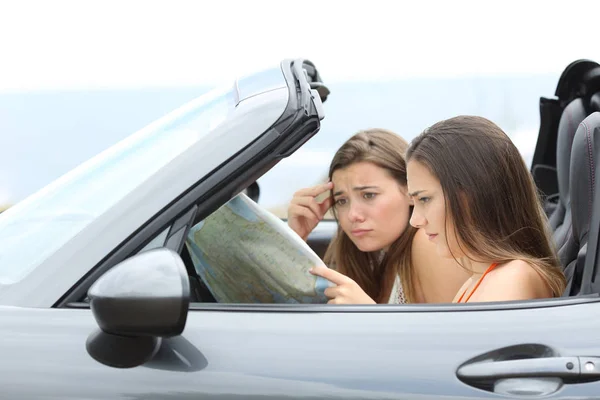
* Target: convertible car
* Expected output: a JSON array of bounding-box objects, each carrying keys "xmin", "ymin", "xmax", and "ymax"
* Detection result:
[{"xmin": 2, "ymin": 58, "xmax": 600, "ymax": 399}]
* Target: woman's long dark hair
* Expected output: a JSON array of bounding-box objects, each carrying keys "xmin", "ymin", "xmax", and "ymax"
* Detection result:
[{"xmin": 406, "ymin": 115, "xmax": 566, "ymax": 296}]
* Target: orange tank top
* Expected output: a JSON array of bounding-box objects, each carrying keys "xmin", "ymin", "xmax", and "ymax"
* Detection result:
[{"xmin": 457, "ymin": 263, "xmax": 499, "ymax": 303}]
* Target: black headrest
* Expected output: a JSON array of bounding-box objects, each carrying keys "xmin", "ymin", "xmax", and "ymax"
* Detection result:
[
  {"xmin": 570, "ymin": 112, "xmax": 600, "ymax": 244},
  {"xmin": 556, "ymin": 98, "xmax": 587, "ymax": 205}
]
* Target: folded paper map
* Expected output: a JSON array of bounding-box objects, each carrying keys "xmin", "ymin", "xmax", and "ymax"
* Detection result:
[{"xmin": 185, "ymin": 193, "xmax": 333, "ymax": 303}]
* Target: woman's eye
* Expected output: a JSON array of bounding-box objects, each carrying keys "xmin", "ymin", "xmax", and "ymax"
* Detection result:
[
  {"xmin": 419, "ymin": 197, "xmax": 430, "ymax": 204},
  {"xmin": 363, "ymin": 192, "xmax": 376, "ymax": 200},
  {"xmin": 335, "ymin": 198, "xmax": 347, "ymax": 206}
]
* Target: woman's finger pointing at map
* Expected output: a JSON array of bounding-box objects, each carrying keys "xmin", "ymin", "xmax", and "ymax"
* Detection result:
[
  {"xmin": 309, "ymin": 266, "xmax": 352, "ymax": 285},
  {"xmin": 309, "ymin": 266, "xmax": 376, "ymax": 304}
]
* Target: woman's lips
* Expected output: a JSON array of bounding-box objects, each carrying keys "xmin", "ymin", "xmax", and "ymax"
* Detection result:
[{"xmin": 351, "ymin": 229, "xmax": 372, "ymax": 237}]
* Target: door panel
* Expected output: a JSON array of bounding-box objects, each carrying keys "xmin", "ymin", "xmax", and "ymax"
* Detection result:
[{"xmin": 2, "ymin": 299, "xmax": 600, "ymax": 399}]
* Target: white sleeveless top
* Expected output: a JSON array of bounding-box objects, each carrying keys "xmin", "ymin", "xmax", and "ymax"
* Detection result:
[
  {"xmin": 388, "ymin": 274, "xmax": 407, "ymax": 304},
  {"xmin": 374, "ymin": 250, "xmax": 407, "ymax": 304}
]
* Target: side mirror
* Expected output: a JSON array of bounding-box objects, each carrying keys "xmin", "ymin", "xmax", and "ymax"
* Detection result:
[{"xmin": 86, "ymin": 248, "xmax": 190, "ymax": 368}]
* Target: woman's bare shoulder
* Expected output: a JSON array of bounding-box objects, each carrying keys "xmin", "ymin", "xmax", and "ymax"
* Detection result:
[{"xmin": 477, "ymin": 260, "xmax": 553, "ymax": 301}]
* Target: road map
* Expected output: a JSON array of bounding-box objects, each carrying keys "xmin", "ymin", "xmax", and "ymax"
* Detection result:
[{"xmin": 185, "ymin": 193, "xmax": 333, "ymax": 303}]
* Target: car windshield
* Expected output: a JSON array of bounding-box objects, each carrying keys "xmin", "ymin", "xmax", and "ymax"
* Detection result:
[{"xmin": 0, "ymin": 84, "xmax": 235, "ymax": 285}]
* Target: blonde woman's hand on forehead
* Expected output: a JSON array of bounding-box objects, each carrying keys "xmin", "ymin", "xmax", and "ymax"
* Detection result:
[
  {"xmin": 309, "ymin": 266, "xmax": 376, "ymax": 305},
  {"xmin": 287, "ymin": 181, "xmax": 334, "ymax": 241}
]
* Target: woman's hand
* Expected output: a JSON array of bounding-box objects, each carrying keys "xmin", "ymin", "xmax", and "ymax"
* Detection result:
[
  {"xmin": 287, "ymin": 182, "xmax": 334, "ymax": 241},
  {"xmin": 310, "ymin": 266, "xmax": 376, "ymax": 304}
]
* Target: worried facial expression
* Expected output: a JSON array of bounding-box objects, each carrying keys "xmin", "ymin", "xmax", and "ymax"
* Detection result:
[
  {"xmin": 332, "ymin": 161, "xmax": 411, "ymax": 252},
  {"xmin": 407, "ymin": 160, "xmax": 463, "ymax": 259}
]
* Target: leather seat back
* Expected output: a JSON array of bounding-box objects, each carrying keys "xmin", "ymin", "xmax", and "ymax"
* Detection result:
[
  {"xmin": 563, "ymin": 111, "xmax": 600, "ymax": 294},
  {"xmin": 550, "ymin": 98, "xmax": 587, "ymax": 263}
]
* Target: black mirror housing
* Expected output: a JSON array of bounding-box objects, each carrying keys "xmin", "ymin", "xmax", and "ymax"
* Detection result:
[{"xmin": 88, "ymin": 248, "xmax": 190, "ymax": 338}]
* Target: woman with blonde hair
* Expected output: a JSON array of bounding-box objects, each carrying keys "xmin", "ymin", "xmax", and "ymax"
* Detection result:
[
  {"xmin": 406, "ymin": 116, "xmax": 566, "ymax": 302},
  {"xmin": 288, "ymin": 128, "xmax": 469, "ymax": 304}
]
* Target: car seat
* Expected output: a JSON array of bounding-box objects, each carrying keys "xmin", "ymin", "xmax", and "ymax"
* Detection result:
[
  {"xmin": 550, "ymin": 98, "xmax": 588, "ymax": 267},
  {"xmin": 563, "ymin": 111, "xmax": 600, "ymax": 295}
]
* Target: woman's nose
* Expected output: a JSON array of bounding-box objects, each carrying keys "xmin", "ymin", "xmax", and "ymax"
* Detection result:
[
  {"xmin": 348, "ymin": 203, "xmax": 365, "ymax": 222},
  {"xmin": 410, "ymin": 207, "xmax": 426, "ymax": 228}
]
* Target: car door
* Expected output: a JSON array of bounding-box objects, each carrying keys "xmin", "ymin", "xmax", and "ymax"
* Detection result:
[
  {"xmin": 5, "ymin": 283, "xmax": 600, "ymax": 398},
  {"xmin": 180, "ymin": 296, "xmax": 600, "ymax": 399}
]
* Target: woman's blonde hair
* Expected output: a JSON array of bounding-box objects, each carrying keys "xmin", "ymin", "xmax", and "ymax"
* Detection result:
[
  {"xmin": 406, "ymin": 116, "xmax": 566, "ymax": 296},
  {"xmin": 323, "ymin": 128, "xmax": 418, "ymax": 303}
]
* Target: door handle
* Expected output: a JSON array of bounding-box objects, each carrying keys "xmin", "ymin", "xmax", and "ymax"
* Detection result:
[{"xmin": 457, "ymin": 356, "xmax": 600, "ymax": 383}]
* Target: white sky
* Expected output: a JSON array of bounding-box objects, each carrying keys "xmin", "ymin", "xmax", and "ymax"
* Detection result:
[{"xmin": 1, "ymin": 0, "xmax": 599, "ymax": 92}]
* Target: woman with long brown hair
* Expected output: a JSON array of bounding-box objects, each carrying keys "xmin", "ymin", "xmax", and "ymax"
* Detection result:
[
  {"xmin": 406, "ymin": 116, "xmax": 566, "ymax": 302},
  {"xmin": 287, "ymin": 128, "xmax": 469, "ymax": 304}
]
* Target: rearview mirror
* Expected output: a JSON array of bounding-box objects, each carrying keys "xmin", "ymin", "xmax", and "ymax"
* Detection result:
[{"xmin": 86, "ymin": 248, "xmax": 190, "ymax": 368}]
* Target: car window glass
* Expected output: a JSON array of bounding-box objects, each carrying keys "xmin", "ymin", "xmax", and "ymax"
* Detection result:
[{"xmin": 0, "ymin": 85, "xmax": 235, "ymax": 285}]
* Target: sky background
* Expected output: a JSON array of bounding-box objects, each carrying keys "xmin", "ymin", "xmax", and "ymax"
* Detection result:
[{"xmin": 1, "ymin": 0, "xmax": 599, "ymax": 92}]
